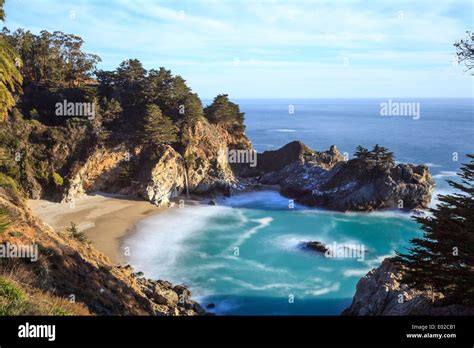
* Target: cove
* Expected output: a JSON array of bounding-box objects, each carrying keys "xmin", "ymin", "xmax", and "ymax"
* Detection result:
[{"xmin": 124, "ymin": 190, "xmax": 422, "ymax": 315}]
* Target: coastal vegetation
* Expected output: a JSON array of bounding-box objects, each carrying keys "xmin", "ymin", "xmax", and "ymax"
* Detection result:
[
  {"xmin": 396, "ymin": 156, "xmax": 474, "ymax": 305},
  {"xmin": 0, "ymin": 14, "xmax": 247, "ymax": 201},
  {"xmin": 353, "ymin": 144, "xmax": 395, "ymax": 168}
]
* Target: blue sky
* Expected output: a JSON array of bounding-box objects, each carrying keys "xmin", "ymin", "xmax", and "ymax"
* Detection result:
[{"xmin": 3, "ymin": 0, "xmax": 473, "ymax": 98}]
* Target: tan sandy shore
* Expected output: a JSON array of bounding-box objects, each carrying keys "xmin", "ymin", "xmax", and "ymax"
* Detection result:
[{"xmin": 28, "ymin": 193, "xmax": 169, "ymax": 264}]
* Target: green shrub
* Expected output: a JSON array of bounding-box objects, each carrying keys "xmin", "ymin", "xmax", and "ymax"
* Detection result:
[
  {"xmin": 0, "ymin": 173, "xmax": 21, "ymax": 202},
  {"xmin": 0, "ymin": 277, "xmax": 27, "ymax": 315},
  {"xmin": 0, "ymin": 277, "xmax": 74, "ymax": 315},
  {"xmin": 67, "ymin": 222, "xmax": 88, "ymax": 243},
  {"xmin": 52, "ymin": 172, "xmax": 64, "ymax": 186}
]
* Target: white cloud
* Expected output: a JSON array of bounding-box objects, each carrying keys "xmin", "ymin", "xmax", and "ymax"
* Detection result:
[{"xmin": 4, "ymin": 0, "xmax": 472, "ymax": 97}]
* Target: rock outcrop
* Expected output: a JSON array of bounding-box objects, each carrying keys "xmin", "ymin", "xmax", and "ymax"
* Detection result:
[
  {"xmin": 259, "ymin": 143, "xmax": 434, "ymax": 211},
  {"xmin": 342, "ymin": 258, "xmax": 474, "ymax": 316},
  {"xmin": 61, "ymin": 120, "xmax": 249, "ymax": 206},
  {"xmin": 299, "ymin": 241, "xmax": 329, "ymax": 253},
  {"xmin": 183, "ymin": 121, "xmax": 243, "ymax": 195},
  {"xmin": 62, "ymin": 144, "xmax": 142, "ymax": 202},
  {"xmin": 134, "ymin": 145, "xmax": 186, "ymax": 206}
]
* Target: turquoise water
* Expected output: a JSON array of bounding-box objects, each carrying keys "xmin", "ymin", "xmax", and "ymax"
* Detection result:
[
  {"xmin": 125, "ymin": 99, "xmax": 472, "ymax": 315},
  {"xmin": 125, "ymin": 191, "xmax": 421, "ymax": 315}
]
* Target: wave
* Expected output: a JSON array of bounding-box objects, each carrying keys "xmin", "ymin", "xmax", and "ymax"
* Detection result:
[
  {"xmin": 424, "ymin": 163, "xmax": 442, "ymax": 168},
  {"xmin": 269, "ymin": 129, "xmax": 296, "ymax": 132},
  {"xmin": 433, "ymin": 171, "xmax": 457, "ymax": 179},
  {"xmin": 220, "ymin": 276, "xmax": 298, "ymax": 292},
  {"xmin": 272, "ymin": 234, "xmax": 320, "ymax": 251},
  {"xmin": 304, "ymin": 282, "xmax": 340, "ymax": 296},
  {"xmin": 124, "ymin": 205, "xmax": 231, "ymax": 281},
  {"xmin": 342, "ymin": 268, "xmax": 370, "ymax": 277},
  {"xmin": 232, "ymin": 217, "xmax": 273, "ymax": 249},
  {"xmin": 366, "ymin": 253, "xmax": 394, "ymax": 268},
  {"xmin": 221, "ymin": 255, "xmax": 289, "ymax": 274}
]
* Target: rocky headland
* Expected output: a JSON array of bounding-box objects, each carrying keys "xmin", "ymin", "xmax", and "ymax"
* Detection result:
[
  {"xmin": 342, "ymin": 258, "xmax": 474, "ymax": 316},
  {"xmin": 254, "ymin": 141, "xmax": 434, "ymax": 211}
]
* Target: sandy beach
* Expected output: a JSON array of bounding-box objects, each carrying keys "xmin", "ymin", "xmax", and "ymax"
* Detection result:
[{"xmin": 28, "ymin": 193, "xmax": 167, "ymax": 263}]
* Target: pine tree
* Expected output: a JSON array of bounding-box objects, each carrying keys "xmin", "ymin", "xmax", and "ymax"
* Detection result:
[
  {"xmin": 142, "ymin": 104, "xmax": 178, "ymax": 145},
  {"xmin": 204, "ymin": 94, "xmax": 245, "ymax": 132},
  {"xmin": 354, "ymin": 145, "xmax": 370, "ymax": 160},
  {"xmin": 396, "ymin": 154, "xmax": 474, "ymax": 305},
  {"xmin": 67, "ymin": 222, "xmax": 88, "ymax": 243},
  {"xmin": 371, "ymin": 144, "xmax": 395, "ymax": 167},
  {"xmin": 182, "ymin": 93, "xmax": 203, "ymax": 126}
]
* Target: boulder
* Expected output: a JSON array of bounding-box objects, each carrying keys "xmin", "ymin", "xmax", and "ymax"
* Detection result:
[{"xmin": 300, "ymin": 241, "xmax": 328, "ymax": 253}]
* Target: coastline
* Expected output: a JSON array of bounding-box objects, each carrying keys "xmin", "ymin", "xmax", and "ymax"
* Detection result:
[
  {"xmin": 26, "ymin": 188, "xmax": 276, "ymax": 264},
  {"xmin": 28, "ymin": 193, "xmax": 171, "ymax": 263}
]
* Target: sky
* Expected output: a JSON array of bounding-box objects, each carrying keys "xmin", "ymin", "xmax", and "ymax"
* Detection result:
[{"xmin": 3, "ymin": 0, "xmax": 473, "ymax": 98}]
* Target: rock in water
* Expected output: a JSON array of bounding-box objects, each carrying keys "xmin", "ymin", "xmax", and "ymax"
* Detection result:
[{"xmin": 300, "ymin": 241, "xmax": 328, "ymax": 253}]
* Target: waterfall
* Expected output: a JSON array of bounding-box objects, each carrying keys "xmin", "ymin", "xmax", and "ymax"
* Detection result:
[{"xmin": 184, "ymin": 164, "xmax": 190, "ymax": 198}]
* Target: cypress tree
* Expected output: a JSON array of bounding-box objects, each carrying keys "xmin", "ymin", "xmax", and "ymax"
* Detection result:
[
  {"xmin": 396, "ymin": 154, "xmax": 474, "ymax": 305},
  {"xmin": 354, "ymin": 145, "xmax": 370, "ymax": 160},
  {"xmin": 142, "ymin": 104, "xmax": 178, "ymax": 145}
]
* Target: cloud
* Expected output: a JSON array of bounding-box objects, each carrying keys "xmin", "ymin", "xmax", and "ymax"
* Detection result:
[{"xmin": 3, "ymin": 0, "xmax": 472, "ymax": 98}]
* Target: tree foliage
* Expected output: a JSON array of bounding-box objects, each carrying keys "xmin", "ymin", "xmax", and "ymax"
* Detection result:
[
  {"xmin": 0, "ymin": 1, "xmax": 23, "ymax": 120},
  {"xmin": 142, "ymin": 104, "xmax": 178, "ymax": 145},
  {"xmin": 396, "ymin": 155, "xmax": 474, "ymax": 305},
  {"xmin": 204, "ymin": 94, "xmax": 245, "ymax": 132},
  {"xmin": 353, "ymin": 144, "xmax": 395, "ymax": 167},
  {"xmin": 4, "ymin": 28, "xmax": 101, "ymax": 88},
  {"xmin": 454, "ymin": 31, "xmax": 474, "ymax": 73},
  {"xmin": 0, "ymin": 0, "xmax": 4, "ymax": 21}
]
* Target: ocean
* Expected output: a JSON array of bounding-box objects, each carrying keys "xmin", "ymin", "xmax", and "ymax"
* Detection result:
[{"xmin": 125, "ymin": 98, "xmax": 473, "ymax": 315}]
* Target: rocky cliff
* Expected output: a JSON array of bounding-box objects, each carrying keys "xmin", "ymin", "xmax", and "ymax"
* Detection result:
[
  {"xmin": 60, "ymin": 119, "xmax": 250, "ymax": 206},
  {"xmin": 258, "ymin": 142, "xmax": 434, "ymax": 211},
  {"xmin": 342, "ymin": 258, "xmax": 474, "ymax": 316}
]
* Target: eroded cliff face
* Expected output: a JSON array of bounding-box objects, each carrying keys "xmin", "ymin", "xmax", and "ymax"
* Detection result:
[
  {"xmin": 60, "ymin": 119, "xmax": 250, "ymax": 206},
  {"xmin": 342, "ymin": 258, "xmax": 474, "ymax": 316},
  {"xmin": 0, "ymin": 189, "xmax": 204, "ymax": 316},
  {"xmin": 62, "ymin": 144, "xmax": 143, "ymax": 202},
  {"xmin": 183, "ymin": 121, "xmax": 245, "ymax": 195},
  {"xmin": 140, "ymin": 146, "xmax": 186, "ymax": 206}
]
